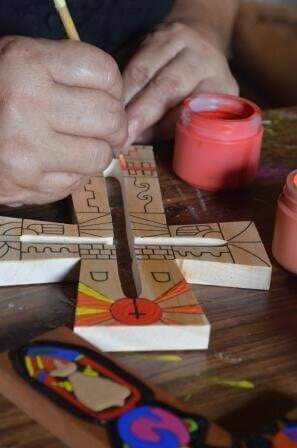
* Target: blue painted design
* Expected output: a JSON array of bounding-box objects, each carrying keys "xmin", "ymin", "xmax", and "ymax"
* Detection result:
[
  {"xmin": 283, "ymin": 422, "xmax": 297, "ymax": 442},
  {"xmin": 36, "ymin": 370, "xmax": 47, "ymax": 382},
  {"xmin": 27, "ymin": 346, "xmax": 80, "ymax": 361},
  {"xmin": 117, "ymin": 405, "xmax": 190, "ymax": 448}
]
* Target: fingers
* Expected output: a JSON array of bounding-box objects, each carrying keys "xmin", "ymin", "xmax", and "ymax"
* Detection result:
[
  {"xmin": 49, "ymin": 84, "xmax": 127, "ymax": 147},
  {"xmin": 196, "ymin": 76, "xmax": 239, "ymax": 96},
  {"xmin": 136, "ymin": 105, "xmax": 181, "ymax": 144},
  {"xmin": 123, "ymin": 34, "xmax": 183, "ymax": 105},
  {"xmin": 133, "ymin": 74, "xmax": 239, "ymax": 145},
  {"xmin": 45, "ymin": 133, "xmax": 113, "ymax": 174},
  {"xmin": 0, "ymin": 181, "xmax": 64, "ymax": 206},
  {"xmin": 40, "ymin": 39, "xmax": 123, "ymax": 99},
  {"xmin": 35, "ymin": 172, "xmax": 87, "ymax": 195},
  {"xmin": 0, "ymin": 170, "xmax": 90, "ymax": 206},
  {"xmin": 125, "ymin": 49, "xmax": 198, "ymax": 144}
]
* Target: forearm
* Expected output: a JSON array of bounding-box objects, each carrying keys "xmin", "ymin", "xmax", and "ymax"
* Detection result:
[{"xmin": 165, "ymin": 0, "xmax": 239, "ymax": 52}]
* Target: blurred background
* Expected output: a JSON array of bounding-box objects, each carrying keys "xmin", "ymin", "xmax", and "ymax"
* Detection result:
[{"xmin": 232, "ymin": 0, "xmax": 297, "ymax": 107}]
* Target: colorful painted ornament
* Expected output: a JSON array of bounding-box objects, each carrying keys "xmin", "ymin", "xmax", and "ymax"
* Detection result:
[
  {"xmin": 9, "ymin": 340, "xmax": 297, "ymax": 448},
  {"xmin": 10, "ymin": 341, "xmax": 208, "ymax": 447}
]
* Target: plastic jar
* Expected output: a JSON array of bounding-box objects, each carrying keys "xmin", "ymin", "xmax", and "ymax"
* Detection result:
[
  {"xmin": 272, "ymin": 169, "xmax": 297, "ymax": 274},
  {"xmin": 173, "ymin": 93, "xmax": 263, "ymax": 191}
]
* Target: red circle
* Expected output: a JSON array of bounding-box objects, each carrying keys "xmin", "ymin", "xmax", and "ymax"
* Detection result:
[{"xmin": 110, "ymin": 298, "xmax": 161, "ymax": 325}]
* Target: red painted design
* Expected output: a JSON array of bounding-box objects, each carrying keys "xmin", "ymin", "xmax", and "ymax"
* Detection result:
[
  {"xmin": 111, "ymin": 298, "xmax": 162, "ymax": 325},
  {"xmin": 76, "ymin": 280, "xmax": 203, "ymax": 327}
]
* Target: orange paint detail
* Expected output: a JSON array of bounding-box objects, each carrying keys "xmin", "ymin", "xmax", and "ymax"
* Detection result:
[
  {"xmin": 164, "ymin": 305, "xmax": 203, "ymax": 314},
  {"xmin": 154, "ymin": 280, "xmax": 190, "ymax": 304},
  {"xmin": 125, "ymin": 163, "xmax": 156, "ymax": 172},
  {"xmin": 75, "ymin": 279, "xmax": 197, "ymax": 327},
  {"xmin": 272, "ymin": 432, "xmax": 297, "ymax": 448},
  {"xmin": 42, "ymin": 356, "xmax": 56, "ymax": 371},
  {"xmin": 76, "ymin": 294, "xmax": 111, "ymax": 310}
]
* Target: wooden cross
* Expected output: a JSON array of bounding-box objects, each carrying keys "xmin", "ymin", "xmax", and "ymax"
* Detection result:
[{"xmin": 0, "ymin": 146, "xmax": 272, "ymax": 352}]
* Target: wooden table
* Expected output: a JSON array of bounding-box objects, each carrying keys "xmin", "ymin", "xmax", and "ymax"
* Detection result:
[{"xmin": 0, "ymin": 108, "xmax": 296, "ymax": 447}]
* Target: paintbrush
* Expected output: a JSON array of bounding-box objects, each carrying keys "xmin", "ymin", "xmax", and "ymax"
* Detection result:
[
  {"xmin": 52, "ymin": 0, "xmax": 127, "ymax": 170},
  {"xmin": 53, "ymin": 0, "xmax": 80, "ymax": 40}
]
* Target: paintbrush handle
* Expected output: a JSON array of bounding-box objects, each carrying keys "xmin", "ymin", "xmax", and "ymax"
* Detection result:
[{"xmin": 53, "ymin": 0, "xmax": 80, "ymax": 40}]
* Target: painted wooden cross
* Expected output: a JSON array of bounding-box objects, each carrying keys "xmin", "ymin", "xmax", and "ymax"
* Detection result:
[{"xmin": 0, "ymin": 146, "xmax": 271, "ymax": 352}]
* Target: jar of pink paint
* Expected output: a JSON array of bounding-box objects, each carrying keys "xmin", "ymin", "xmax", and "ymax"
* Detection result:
[
  {"xmin": 173, "ymin": 93, "xmax": 263, "ymax": 191},
  {"xmin": 272, "ymin": 170, "xmax": 297, "ymax": 275}
]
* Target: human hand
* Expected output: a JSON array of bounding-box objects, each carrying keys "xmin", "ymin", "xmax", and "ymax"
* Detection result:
[
  {"xmin": 123, "ymin": 22, "xmax": 239, "ymax": 144},
  {"xmin": 0, "ymin": 37, "xmax": 127, "ymax": 206}
]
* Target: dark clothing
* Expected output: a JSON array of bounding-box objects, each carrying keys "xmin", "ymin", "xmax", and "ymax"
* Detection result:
[{"xmin": 0, "ymin": 0, "xmax": 173, "ymax": 53}]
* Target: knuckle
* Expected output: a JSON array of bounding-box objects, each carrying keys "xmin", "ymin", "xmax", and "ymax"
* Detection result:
[
  {"xmin": 168, "ymin": 21, "xmax": 186, "ymax": 35},
  {"xmin": 153, "ymin": 74, "xmax": 181, "ymax": 97},
  {"xmin": 107, "ymin": 97, "xmax": 123, "ymax": 115},
  {"xmin": 108, "ymin": 108, "xmax": 127, "ymax": 135},
  {"xmin": 102, "ymin": 53, "xmax": 122, "ymax": 89},
  {"xmin": 128, "ymin": 63, "xmax": 150, "ymax": 86},
  {"xmin": 1, "ymin": 140, "xmax": 39, "ymax": 174},
  {"xmin": 110, "ymin": 121, "xmax": 128, "ymax": 148},
  {"xmin": 102, "ymin": 99, "xmax": 127, "ymax": 134},
  {"xmin": 0, "ymin": 37, "xmax": 41, "ymax": 62},
  {"xmin": 156, "ymin": 21, "xmax": 185, "ymax": 37}
]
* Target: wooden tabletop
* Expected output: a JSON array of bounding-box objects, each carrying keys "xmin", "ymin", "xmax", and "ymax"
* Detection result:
[{"xmin": 0, "ymin": 107, "xmax": 296, "ymax": 447}]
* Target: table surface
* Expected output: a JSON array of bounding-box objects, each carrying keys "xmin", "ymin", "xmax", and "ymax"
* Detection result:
[{"xmin": 0, "ymin": 107, "xmax": 296, "ymax": 447}]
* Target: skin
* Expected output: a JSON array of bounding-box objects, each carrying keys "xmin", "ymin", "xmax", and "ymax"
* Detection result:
[
  {"xmin": 124, "ymin": 0, "xmax": 239, "ymax": 144},
  {"xmin": 0, "ymin": 0, "xmax": 238, "ymax": 205},
  {"xmin": 0, "ymin": 37, "xmax": 127, "ymax": 206}
]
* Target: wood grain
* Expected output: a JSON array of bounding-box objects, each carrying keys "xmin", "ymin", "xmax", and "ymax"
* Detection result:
[{"xmin": 0, "ymin": 107, "xmax": 296, "ymax": 447}]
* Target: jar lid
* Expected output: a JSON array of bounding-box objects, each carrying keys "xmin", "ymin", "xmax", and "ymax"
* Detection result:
[{"xmin": 180, "ymin": 93, "xmax": 263, "ymax": 141}]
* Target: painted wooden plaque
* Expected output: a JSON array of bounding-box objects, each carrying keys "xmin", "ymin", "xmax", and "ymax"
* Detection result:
[{"xmin": 0, "ymin": 146, "xmax": 272, "ymax": 351}]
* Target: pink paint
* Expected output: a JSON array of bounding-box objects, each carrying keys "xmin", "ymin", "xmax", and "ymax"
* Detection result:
[
  {"xmin": 173, "ymin": 93, "xmax": 263, "ymax": 191},
  {"xmin": 257, "ymin": 165, "xmax": 290, "ymax": 180},
  {"xmin": 131, "ymin": 407, "xmax": 190, "ymax": 444},
  {"xmin": 272, "ymin": 169, "xmax": 297, "ymax": 275}
]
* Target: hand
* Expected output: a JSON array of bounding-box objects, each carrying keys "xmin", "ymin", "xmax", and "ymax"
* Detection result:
[
  {"xmin": 123, "ymin": 22, "xmax": 239, "ymax": 144},
  {"xmin": 0, "ymin": 37, "xmax": 127, "ymax": 205}
]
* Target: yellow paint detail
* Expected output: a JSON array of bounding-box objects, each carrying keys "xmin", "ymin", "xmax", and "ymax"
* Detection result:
[
  {"xmin": 78, "ymin": 283, "xmax": 113, "ymax": 303},
  {"xmin": 76, "ymin": 307, "xmax": 110, "ymax": 316},
  {"xmin": 25, "ymin": 357, "xmax": 34, "ymax": 377},
  {"xmin": 58, "ymin": 381, "xmax": 73, "ymax": 392},
  {"xmin": 36, "ymin": 356, "xmax": 44, "ymax": 370},
  {"xmin": 129, "ymin": 354, "xmax": 182, "ymax": 362},
  {"xmin": 209, "ymin": 377, "xmax": 255, "ymax": 390},
  {"xmin": 84, "ymin": 365, "xmax": 98, "ymax": 377}
]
